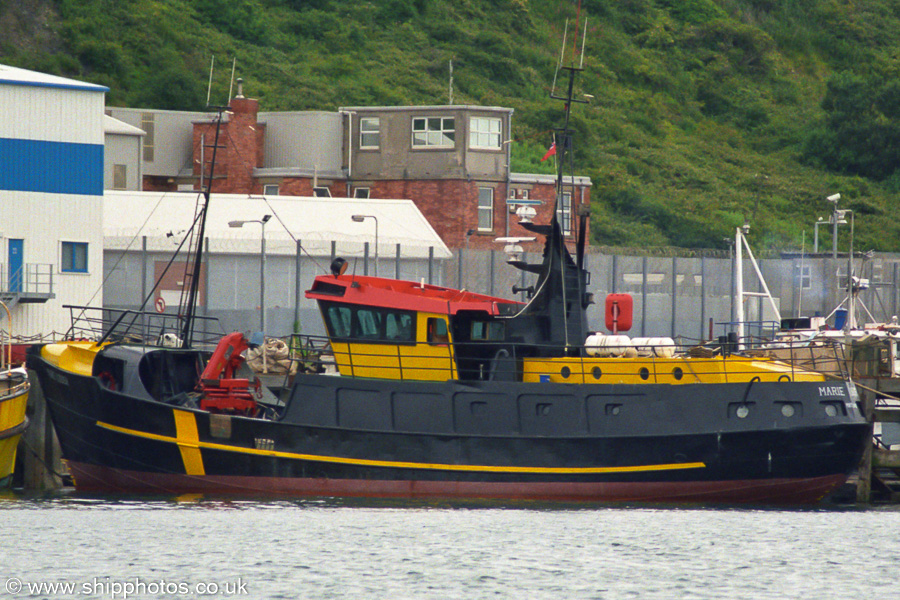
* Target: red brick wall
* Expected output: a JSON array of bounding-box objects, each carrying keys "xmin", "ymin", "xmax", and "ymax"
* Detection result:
[{"xmin": 278, "ymin": 179, "xmax": 349, "ymax": 198}]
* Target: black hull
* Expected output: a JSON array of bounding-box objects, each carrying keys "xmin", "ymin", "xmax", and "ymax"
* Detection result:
[{"xmin": 31, "ymin": 358, "xmax": 870, "ymax": 505}]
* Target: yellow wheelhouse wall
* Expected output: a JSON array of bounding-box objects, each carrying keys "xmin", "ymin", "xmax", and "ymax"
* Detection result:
[{"xmin": 329, "ymin": 312, "xmax": 457, "ymax": 381}]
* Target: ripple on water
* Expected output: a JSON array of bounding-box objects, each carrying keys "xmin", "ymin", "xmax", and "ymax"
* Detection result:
[{"xmin": 2, "ymin": 494, "xmax": 900, "ymax": 599}]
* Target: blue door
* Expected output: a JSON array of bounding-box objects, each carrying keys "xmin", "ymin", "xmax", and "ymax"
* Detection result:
[{"xmin": 8, "ymin": 239, "xmax": 23, "ymax": 293}]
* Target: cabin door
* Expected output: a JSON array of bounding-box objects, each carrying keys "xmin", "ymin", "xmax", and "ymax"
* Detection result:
[{"xmin": 7, "ymin": 239, "xmax": 23, "ymax": 293}]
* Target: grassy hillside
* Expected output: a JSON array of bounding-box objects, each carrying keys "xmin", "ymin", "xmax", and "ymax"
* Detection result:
[{"xmin": 3, "ymin": 0, "xmax": 900, "ymax": 254}]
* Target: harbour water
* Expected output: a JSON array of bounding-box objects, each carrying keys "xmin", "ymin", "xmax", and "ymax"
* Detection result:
[{"xmin": 2, "ymin": 492, "xmax": 900, "ymax": 599}]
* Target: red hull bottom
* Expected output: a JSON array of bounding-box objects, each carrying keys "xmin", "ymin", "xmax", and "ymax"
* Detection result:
[{"xmin": 67, "ymin": 462, "xmax": 849, "ymax": 505}]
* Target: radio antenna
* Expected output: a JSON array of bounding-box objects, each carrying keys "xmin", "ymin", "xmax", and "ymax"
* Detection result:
[
  {"xmin": 551, "ymin": 19, "xmax": 568, "ymax": 96},
  {"xmin": 449, "ymin": 60, "xmax": 453, "ymax": 105},
  {"xmin": 579, "ymin": 19, "xmax": 588, "ymax": 68},
  {"xmin": 227, "ymin": 57, "xmax": 237, "ymax": 104},
  {"xmin": 206, "ymin": 56, "xmax": 214, "ymax": 107}
]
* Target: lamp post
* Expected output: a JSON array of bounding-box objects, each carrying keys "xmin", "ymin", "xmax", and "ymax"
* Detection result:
[
  {"xmin": 826, "ymin": 193, "xmax": 841, "ymax": 258},
  {"xmin": 813, "ymin": 217, "xmax": 826, "ymax": 253},
  {"xmin": 352, "ymin": 214, "xmax": 378, "ymax": 276},
  {"xmin": 229, "ymin": 214, "xmax": 272, "ymax": 332},
  {"xmin": 845, "ymin": 209, "xmax": 855, "ymax": 330}
]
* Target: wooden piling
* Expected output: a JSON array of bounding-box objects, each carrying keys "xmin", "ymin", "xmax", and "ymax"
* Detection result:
[{"xmin": 20, "ymin": 370, "xmax": 64, "ymax": 491}]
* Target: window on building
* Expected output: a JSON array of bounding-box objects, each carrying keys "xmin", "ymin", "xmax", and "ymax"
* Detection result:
[
  {"xmin": 469, "ymin": 117, "xmax": 501, "ymax": 150},
  {"xmin": 61, "ymin": 242, "xmax": 88, "ymax": 273},
  {"xmin": 313, "ymin": 187, "xmax": 332, "ymax": 197},
  {"xmin": 412, "ymin": 117, "xmax": 455, "ymax": 148},
  {"xmin": 478, "ymin": 187, "xmax": 494, "ymax": 232},
  {"xmin": 360, "ymin": 117, "xmax": 380, "ymax": 149},
  {"xmin": 141, "ymin": 113, "xmax": 155, "ymax": 162},
  {"xmin": 353, "ymin": 187, "xmax": 370, "ymax": 199},
  {"xmin": 798, "ymin": 264, "xmax": 812, "ymax": 290},
  {"xmin": 263, "ymin": 184, "xmax": 279, "ymax": 196},
  {"xmin": 556, "ymin": 192, "xmax": 572, "ymax": 235},
  {"xmin": 113, "ymin": 164, "xmax": 127, "ymax": 190}
]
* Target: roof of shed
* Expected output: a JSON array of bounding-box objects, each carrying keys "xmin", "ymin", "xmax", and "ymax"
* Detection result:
[
  {"xmin": 0, "ymin": 64, "xmax": 109, "ymax": 93},
  {"xmin": 103, "ymin": 191, "xmax": 453, "ymax": 260}
]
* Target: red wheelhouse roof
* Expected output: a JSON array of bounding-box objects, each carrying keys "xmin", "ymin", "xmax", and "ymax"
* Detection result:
[{"xmin": 306, "ymin": 274, "xmax": 523, "ymax": 315}]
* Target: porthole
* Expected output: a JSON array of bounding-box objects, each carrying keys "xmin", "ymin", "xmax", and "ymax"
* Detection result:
[
  {"xmin": 672, "ymin": 367, "xmax": 683, "ymax": 381},
  {"xmin": 592, "ymin": 366, "xmax": 602, "ymax": 380},
  {"xmin": 606, "ymin": 404, "xmax": 621, "ymax": 416},
  {"xmin": 736, "ymin": 405, "xmax": 750, "ymax": 419},
  {"xmin": 560, "ymin": 366, "xmax": 571, "ymax": 379},
  {"xmin": 825, "ymin": 404, "xmax": 838, "ymax": 417},
  {"xmin": 639, "ymin": 367, "xmax": 650, "ymax": 381},
  {"xmin": 781, "ymin": 404, "xmax": 795, "ymax": 418}
]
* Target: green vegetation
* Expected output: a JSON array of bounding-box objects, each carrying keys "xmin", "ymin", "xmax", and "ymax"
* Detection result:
[{"xmin": 3, "ymin": 0, "xmax": 900, "ymax": 252}]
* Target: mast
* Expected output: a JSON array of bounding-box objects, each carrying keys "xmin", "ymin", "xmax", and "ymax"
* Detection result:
[
  {"xmin": 180, "ymin": 107, "xmax": 226, "ymax": 347},
  {"xmin": 550, "ymin": 65, "xmax": 589, "ymax": 350}
]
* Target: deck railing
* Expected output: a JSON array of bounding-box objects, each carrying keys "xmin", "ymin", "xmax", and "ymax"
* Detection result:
[
  {"xmin": 283, "ymin": 333, "xmax": 850, "ymax": 384},
  {"xmin": 62, "ymin": 305, "xmax": 224, "ymax": 349}
]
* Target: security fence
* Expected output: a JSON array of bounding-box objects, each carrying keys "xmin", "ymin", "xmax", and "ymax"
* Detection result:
[{"xmin": 104, "ymin": 241, "xmax": 900, "ymax": 342}]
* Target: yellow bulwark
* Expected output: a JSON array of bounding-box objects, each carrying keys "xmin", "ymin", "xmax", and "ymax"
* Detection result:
[
  {"xmin": 40, "ymin": 341, "xmax": 107, "ymax": 376},
  {"xmin": 331, "ymin": 312, "xmax": 457, "ymax": 380},
  {"xmin": 522, "ymin": 356, "xmax": 826, "ymax": 384}
]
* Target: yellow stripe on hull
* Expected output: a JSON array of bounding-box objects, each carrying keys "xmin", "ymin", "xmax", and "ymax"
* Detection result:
[
  {"xmin": 96, "ymin": 420, "xmax": 705, "ymax": 475},
  {"xmin": 173, "ymin": 409, "xmax": 205, "ymax": 476}
]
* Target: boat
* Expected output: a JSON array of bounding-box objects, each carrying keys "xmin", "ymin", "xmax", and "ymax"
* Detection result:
[
  {"xmin": 0, "ymin": 301, "xmax": 30, "ymax": 488},
  {"xmin": 26, "ymin": 65, "xmax": 870, "ymax": 504}
]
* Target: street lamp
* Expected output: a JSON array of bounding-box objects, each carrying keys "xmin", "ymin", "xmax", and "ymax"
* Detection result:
[
  {"xmin": 813, "ymin": 217, "xmax": 825, "ymax": 253},
  {"xmin": 351, "ymin": 214, "xmax": 378, "ymax": 276},
  {"xmin": 845, "ymin": 208, "xmax": 856, "ymax": 330},
  {"xmin": 229, "ymin": 214, "xmax": 272, "ymax": 332},
  {"xmin": 826, "ymin": 193, "xmax": 841, "ymax": 258}
]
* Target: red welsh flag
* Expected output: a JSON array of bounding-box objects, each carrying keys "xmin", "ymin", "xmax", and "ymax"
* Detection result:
[{"xmin": 540, "ymin": 141, "xmax": 557, "ymax": 162}]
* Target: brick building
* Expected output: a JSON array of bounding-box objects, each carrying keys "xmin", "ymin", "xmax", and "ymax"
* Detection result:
[{"xmin": 106, "ymin": 84, "xmax": 592, "ymax": 250}]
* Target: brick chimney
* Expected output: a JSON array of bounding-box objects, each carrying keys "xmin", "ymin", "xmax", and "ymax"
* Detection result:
[{"xmin": 192, "ymin": 78, "xmax": 265, "ymax": 193}]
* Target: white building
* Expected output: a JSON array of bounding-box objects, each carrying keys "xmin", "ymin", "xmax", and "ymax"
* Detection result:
[
  {"xmin": 0, "ymin": 64, "xmax": 108, "ymax": 339},
  {"xmin": 102, "ymin": 191, "xmax": 452, "ymax": 337}
]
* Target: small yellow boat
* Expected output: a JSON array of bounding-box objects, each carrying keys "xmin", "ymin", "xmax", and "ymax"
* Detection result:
[{"xmin": 0, "ymin": 301, "xmax": 29, "ymax": 488}]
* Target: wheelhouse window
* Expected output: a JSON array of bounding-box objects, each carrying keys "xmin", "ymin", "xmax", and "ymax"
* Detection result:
[
  {"xmin": 61, "ymin": 242, "xmax": 88, "ymax": 273},
  {"xmin": 478, "ymin": 187, "xmax": 494, "ymax": 232},
  {"xmin": 360, "ymin": 117, "xmax": 380, "ymax": 149},
  {"xmin": 556, "ymin": 191, "xmax": 572, "ymax": 235},
  {"xmin": 471, "ymin": 321, "xmax": 505, "ymax": 341},
  {"xmin": 427, "ymin": 317, "xmax": 450, "ymax": 345},
  {"xmin": 353, "ymin": 187, "xmax": 370, "ymax": 199},
  {"xmin": 469, "ymin": 117, "xmax": 501, "ymax": 150},
  {"xmin": 412, "ymin": 117, "xmax": 455, "ymax": 148},
  {"xmin": 322, "ymin": 302, "xmax": 415, "ymax": 344},
  {"xmin": 263, "ymin": 184, "xmax": 279, "ymax": 196},
  {"xmin": 313, "ymin": 187, "xmax": 332, "ymax": 197}
]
